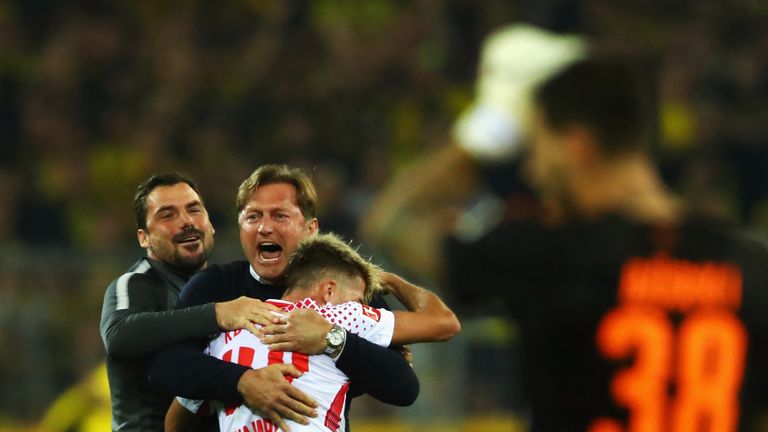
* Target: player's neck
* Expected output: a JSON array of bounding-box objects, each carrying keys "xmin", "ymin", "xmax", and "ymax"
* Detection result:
[
  {"xmin": 281, "ymin": 290, "xmax": 325, "ymax": 305},
  {"xmin": 573, "ymin": 153, "xmax": 683, "ymax": 224}
]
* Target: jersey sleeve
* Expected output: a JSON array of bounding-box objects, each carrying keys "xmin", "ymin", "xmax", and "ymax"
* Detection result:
[
  {"xmin": 99, "ymin": 269, "xmax": 218, "ymax": 359},
  {"xmin": 287, "ymin": 298, "xmax": 419, "ymax": 405},
  {"xmin": 320, "ymin": 302, "xmax": 394, "ymax": 347}
]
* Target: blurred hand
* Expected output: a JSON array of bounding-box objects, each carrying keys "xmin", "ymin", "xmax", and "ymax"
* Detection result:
[
  {"xmin": 475, "ymin": 24, "xmax": 587, "ymax": 117},
  {"xmin": 237, "ymin": 365, "xmax": 318, "ymax": 432},
  {"xmin": 454, "ymin": 24, "xmax": 587, "ymax": 163},
  {"xmin": 215, "ymin": 296, "xmax": 283, "ymax": 334},
  {"xmin": 259, "ymin": 308, "xmax": 332, "ymax": 354}
]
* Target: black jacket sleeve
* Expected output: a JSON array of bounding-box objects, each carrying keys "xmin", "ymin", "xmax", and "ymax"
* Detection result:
[
  {"xmin": 336, "ymin": 332, "xmax": 419, "ymax": 406},
  {"xmin": 148, "ymin": 267, "xmax": 250, "ymax": 404},
  {"xmin": 149, "ymin": 338, "xmax": 250, "ymax": 404},
  {"xmin": 336, "ymin": 292, "xmax": 419, "ymax": 405},
  {"xmin": 100, "ymin": 270, "xmax": 219, "ymax": 359}
]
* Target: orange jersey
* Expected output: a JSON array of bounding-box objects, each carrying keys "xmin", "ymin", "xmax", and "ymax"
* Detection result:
[{"xmin": 446, "ymin": 215, "xmax": 768, "ymax": 431}]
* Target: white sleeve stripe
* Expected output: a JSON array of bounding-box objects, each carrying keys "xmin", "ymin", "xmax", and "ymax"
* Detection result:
[
  {"xmin": 176, "ymin": 396, "xmax": 204, "ymax": 414},
  {"xmin": 115, "ymin": 260, "xmax": 152, "ymax": 310}
]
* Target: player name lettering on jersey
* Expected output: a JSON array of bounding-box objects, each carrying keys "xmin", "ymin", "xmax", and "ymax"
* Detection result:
[
  {"xmin": 234, "ymin": 418, "xmax": 277, "ymax": 432},
  {"xmin": 224, "ymin": 329, "xmax": 245, "ymax": 344},
  {"xmin": 619, "ymin": 255, "xmax": 742, "ymax": 311}
]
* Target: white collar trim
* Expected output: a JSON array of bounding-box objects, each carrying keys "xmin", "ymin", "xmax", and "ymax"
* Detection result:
[{"xmin": 249, "ymin": 265, "xmax": 273, "ymax": 285}]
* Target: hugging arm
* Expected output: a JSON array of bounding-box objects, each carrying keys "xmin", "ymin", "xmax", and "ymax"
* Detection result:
[
  {"xmin": 381, "ymin": 271, "xmax": 461, "ymax": 345},
  {"xmin": 100, "ymin": 273, "xmax": 219, "ymax": 359},
  {"xmin": 148, "ymin": 269, "xmax": 317, "ymax": 428},
  {"xmin": 260, "ymin": 292, "xmax": 422, "ymax": 406}
]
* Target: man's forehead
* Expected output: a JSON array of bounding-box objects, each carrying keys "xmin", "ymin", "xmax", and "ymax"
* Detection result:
[
  {"xmin": 243, "ymin": 185, "xmax": 301, "ymax": 211},
  {"xmin": 147, "ymin": 184, "xmax": 201, "ymax": 210}
]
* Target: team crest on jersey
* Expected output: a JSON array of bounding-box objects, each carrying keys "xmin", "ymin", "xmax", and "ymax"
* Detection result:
[{"xmin": 361, "ymin": 305, "xmax": 381, "ymax": 322}]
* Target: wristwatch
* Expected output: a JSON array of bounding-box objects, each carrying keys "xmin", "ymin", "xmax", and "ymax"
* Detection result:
[{"xmin": 324, "ymin": 324, "xmax": 346, "ymax": 358}]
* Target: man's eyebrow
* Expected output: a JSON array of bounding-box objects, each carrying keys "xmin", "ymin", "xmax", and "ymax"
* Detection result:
[
  {"xmin": 153, "ymin": 200, "xmax": 202, "ymax": 216},
  {"xmin": 154, "ymin": 204, "xmax": 177, "ymax": 214},
  {"xmin": 244, "ymin": 205, "xmax": 288, "ymax": 213}
]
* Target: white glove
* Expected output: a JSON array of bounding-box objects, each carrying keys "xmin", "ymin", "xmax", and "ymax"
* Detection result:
[{"xmin": 454, "ymin": 24, "xmax": 587, "ymax": 163}]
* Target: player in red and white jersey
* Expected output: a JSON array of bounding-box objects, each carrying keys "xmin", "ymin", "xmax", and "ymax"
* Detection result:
[
  {"xmin": 205, "ymin": 298, "xmax": 395, "ymax": 432},
  {"xmin": 167, "ymin": 232, "xmax": 460, "ymax": 432}
]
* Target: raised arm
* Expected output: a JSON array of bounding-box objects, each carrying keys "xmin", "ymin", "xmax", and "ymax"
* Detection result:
[
  {"xmin": 380, "ymin": 272, "xmax": 461, "ymax": 345},
  {"xmin": 360, "ymin": 144, "xmax": 482, "ymax": 281},
  {"xmin": 361, "ymin": 26, "xmax": 587, "ymax": 282}
]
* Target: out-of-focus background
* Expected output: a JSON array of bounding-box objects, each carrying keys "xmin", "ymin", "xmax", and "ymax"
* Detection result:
[{"xmin": 2, "ymin": 0, "xmax": 768, "ymax": 430}]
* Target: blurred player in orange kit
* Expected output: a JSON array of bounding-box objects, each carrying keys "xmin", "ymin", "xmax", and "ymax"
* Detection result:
[{"xmin": 364, "ymin": 24, "xmax": 768, "ymax": 431}]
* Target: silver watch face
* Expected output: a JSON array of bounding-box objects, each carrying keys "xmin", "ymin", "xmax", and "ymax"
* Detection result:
[{"xmin": 327, "ymin": 327, "xmax": 344, "ymax": 347}]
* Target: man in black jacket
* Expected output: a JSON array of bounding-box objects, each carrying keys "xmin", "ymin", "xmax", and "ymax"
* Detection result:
[
  {"xmin": 101, "ymin": 173, "xmax": 278, "ymax": 431},
  {"xmin": 149, "ymin": 165, "xmax": 419, "ymax": 431}
]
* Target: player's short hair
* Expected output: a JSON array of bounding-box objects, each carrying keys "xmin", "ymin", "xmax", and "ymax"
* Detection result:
[
  {"xmin": 283, "ymin": 233, "xmax": 382, "ymax": 303},
  {"xmin": 134, "ymin": 173, "xmax": 201, "ymax": 230},
  {"xmin": 235, "ymin": 164, "xmax": 318, "ymax": 220},
  {"xmin": 533, "ymin": 57, "xmax": 651, "ymax": 154}
]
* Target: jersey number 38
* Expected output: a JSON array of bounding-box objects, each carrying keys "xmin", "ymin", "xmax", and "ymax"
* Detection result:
[{"xmin": 590, "ymin": 305, "xmax": 747, "ymax": 432}]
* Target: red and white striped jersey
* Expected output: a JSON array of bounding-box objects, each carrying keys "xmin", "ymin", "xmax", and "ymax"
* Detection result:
[{"xmin": 197, "ymin": 298, "xmax": 395, "ymax": 432}]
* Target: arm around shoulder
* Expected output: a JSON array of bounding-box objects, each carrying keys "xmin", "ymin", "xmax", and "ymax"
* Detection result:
[
  {"xmin": 381, "ymin": 272, "xmax": 461, "ymax": 345},
  {"xmin": 99, "ymin": 273, "xmax": 219, "ymax": 359}
]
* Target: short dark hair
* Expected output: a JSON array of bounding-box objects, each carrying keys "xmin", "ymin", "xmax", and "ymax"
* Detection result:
[
  {"xmin": 283, "ymin": 233, "xmax": 381, "ymax": 303},
  {"xmin": 236, "ymin": 164, "xmax": 317, "ymax": 219},
  {"xmin": 134, "ymin": 173, "xmax": 201, "ymax": 230},
  {"xmin": 534, "ymin": 57, "xmax": 651, "ymax": 154}
]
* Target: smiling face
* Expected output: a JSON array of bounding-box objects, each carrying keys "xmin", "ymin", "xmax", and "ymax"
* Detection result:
[
  {"xmin": 239, "ymin": 182, "xmax": 319, "ymax": 283},
  {"xmin": 137, "ymin": 182, "xmax": 215, "ymax": 275}
]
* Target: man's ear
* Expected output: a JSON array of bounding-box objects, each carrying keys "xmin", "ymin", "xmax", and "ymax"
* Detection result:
[
  {"xmin": 322, "ymin": 279, "xmax": 338, "ymax": 304},
  {"xmin": 565, "ymin": 125, "xmax": 600, "ymax": 169},
  {"xmin": 306, "ymin": 218, "xmax": 319, "ymax": 236},
  {"xmin": 137, "ymin": 229, "xmax": 150, "ymax": 249}
]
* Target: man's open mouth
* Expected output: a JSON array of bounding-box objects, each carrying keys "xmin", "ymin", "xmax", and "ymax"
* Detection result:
[
  {"xmin": 258, "ymin": 242, "xmax": 283, "ymax": 263},
  {"xmin": 175, "ymin": 232, "xmax": 202, "ymax": 245}
]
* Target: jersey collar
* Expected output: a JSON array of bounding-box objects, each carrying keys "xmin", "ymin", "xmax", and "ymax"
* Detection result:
[{"xmin": 266, "ymin": 299, "xmax": 293, "ymax": 307}]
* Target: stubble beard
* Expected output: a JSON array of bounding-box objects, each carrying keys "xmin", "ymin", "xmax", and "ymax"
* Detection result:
[{"xmin": 155, "ymin": 237, "xmax": 213, "ymax": 276}]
